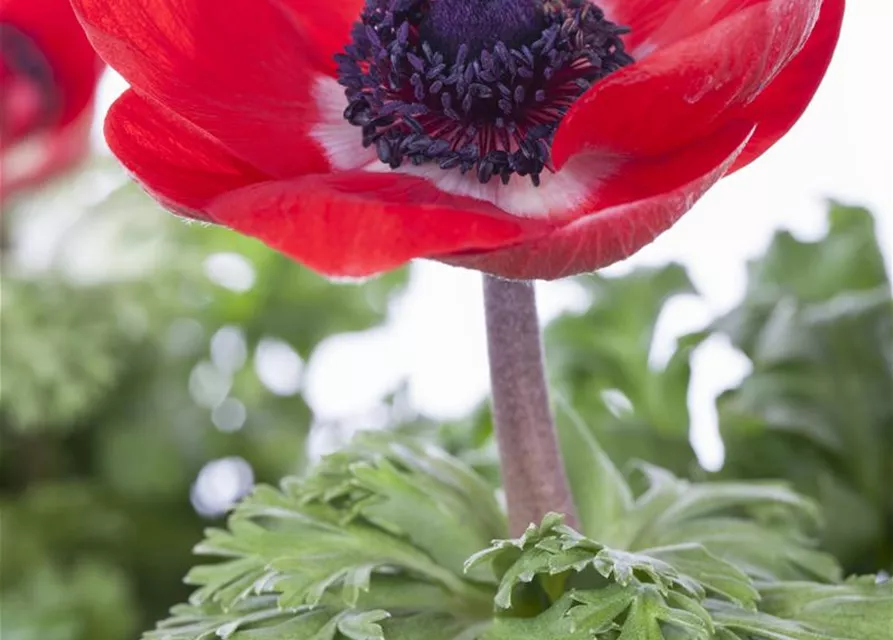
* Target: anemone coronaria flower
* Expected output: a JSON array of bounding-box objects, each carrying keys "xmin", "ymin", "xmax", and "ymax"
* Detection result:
[
  {"xmin": 73, "ymin": 0, "xmax": 843, "ymax": 279},
  {"xmin": 0, "ymin": 0, "xmax": 103, "ymax": 201}
]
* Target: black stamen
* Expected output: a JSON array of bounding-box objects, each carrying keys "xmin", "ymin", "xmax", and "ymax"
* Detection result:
[{"xmin": 335, "ymin": 0, "xmax": 634, "ymax": 186}]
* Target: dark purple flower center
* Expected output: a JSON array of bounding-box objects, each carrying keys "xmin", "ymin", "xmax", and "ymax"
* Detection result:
[{"xmin": 336, "ymin": 0, "xmax": 633, "ymax": 186}]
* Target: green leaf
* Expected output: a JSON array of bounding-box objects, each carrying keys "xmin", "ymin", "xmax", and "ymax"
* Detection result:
[
  {"xmin": 335, "ymin": 609, "xmax": 390, "ymax": 640},
  {"xmin": 613, "ymin": 464, "xmax": 838, "ymax": 583},
  {"xmin": 555, "ymin": 399, "xmax": 634, "ymax": 544},
  {"xmin": 146, "ymin": 599, "xmax": 339, "ymax": 640},
  {"xmin": 713, "ymin": 202, "xmax": 893, "ymax": 573},
  {"xmin": 147, "ymin": 431, "xmax": 892, "ymax": 640},
  {"xmin": 709, "ymin": 600, "xmax": 836, "ymax": 640},
  {"xmin": 546, "ymin": 265, "xmax": 702, "ymax": 478},
  {"xmin": 468, "ymin": 514, "xmax": 733, "ymax": 638},
  {"xmin": 553, "ymin": 405, "xmax": 837, "ymax": 585},
  {"xmin": 708, "ymin": 575, "xmax": 893, "ymax": 640},
  {"xmin": 642, "ymin": 544, "xmax": 758, "ymax": 608},
  {"xmin": 380, "ymin": 613, "xmax": 488, "ymax": 640},
  {"xmin": 566, "ymin": 583, "xmax": 639, "ymax": 632},
  {"xmin": 757, "ymin": 577, "xmax": 893, "ymax": 640},
  {"xmin": 715, "ymin": 202, "xmax": 888, "ymax": 352},
  {"xmin": 148, "ymin": 434, "xmax": 498, "ymax": 640},
  {"xmin": 477, "ymin": 594, "xmax": 582, "ymax": 640},
  {"xmin": 297, "ymin": 433, "xmax": 506, "ymax": 579}
]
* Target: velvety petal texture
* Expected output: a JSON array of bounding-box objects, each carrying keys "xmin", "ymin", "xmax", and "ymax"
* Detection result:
[
  {"xmin": 105, "ymin": 90, "xmax": 269, "ymax": 219},
  {"xmin": 76, "ymin": 0, "xmax": 845, "ymax": 280},
  {"xmin": 73, "ymin": 0, "xmax": 331, "ymax": 177},
  {"xmin": 207, "ymin": 173, "xmax": 541, "ymax": 277},
  {"xmin": 445, "ymin": 121, "xmax": 756, "ymax": 279},
  {"xmin": 0, "ymin": 0, "xmax": 104, "ymax": 200}
]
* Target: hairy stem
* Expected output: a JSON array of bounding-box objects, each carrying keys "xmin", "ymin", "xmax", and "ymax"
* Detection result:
[{"xmin": 483, "ymin": 275, "xmax": 578, "ymax": 535}]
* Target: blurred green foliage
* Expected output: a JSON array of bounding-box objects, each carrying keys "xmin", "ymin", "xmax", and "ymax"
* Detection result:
[
  {"xmin": 549, "ymin": 201, "xmax": 892, "ymax": 575},
  {"xmin": 713, "ymin": 203, "xmax": 893, "ymax": 573},
  {"xmin": 0, "ymin": 176, "xmax": 407, "ymax": 638},
  {"xmin": 545, "ymin": 264, "xmax": 704, "ymax": 479},
  {"xmin": 2, "ymin": 170, "xmax": 891, "ymax": 640}
]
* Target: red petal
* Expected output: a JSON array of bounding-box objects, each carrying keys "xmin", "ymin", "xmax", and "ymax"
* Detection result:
[
  {"xmin": 71, "ymin": 0, "xmax": 332, "ymax": 178},
  {"xmin": 728, "ymin": 0, "xmax": 845, "ymax": 172},
  {"xmin": 603, "ymin": 0, "xmax": 765, "ymax": 55},
  {"xmin": 442, "ymin": 121, "xmax": 755, "ymax": 280},
  {"xmin": 1, "ymin": 0, "xmax": 103, "ymax": 126},
  {"xmin": 104, "ymin": 90, "xmax": 269, "ymax": 220},
  {"xmin": 600, "ymin": 0, "xmax": 686, "ymax": 53},
  {"xmin": 552, "ymin": 0, "xmax": 822, "ymax": 167},
  {"xmin": 206, "ymin": 172, "xmax": 546, "ymax": 278},
  {"xmin": 274, "ymin": 0, "xmax": 363, "ymax": 76}
]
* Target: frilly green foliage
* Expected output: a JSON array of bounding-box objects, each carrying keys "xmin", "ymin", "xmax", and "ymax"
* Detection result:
[
  {"xmin": 145, "ymin": 432, "xmax": 891, "ymax": 640},
  {"xmin": 145, "ymin": 433, "xmax": 501, "ymax": 640},
  {"xmin": 0, "ymin": 278, "xmax": 144, "ymax": 432}
]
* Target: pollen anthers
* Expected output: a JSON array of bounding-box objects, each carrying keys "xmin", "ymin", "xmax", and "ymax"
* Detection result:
[{"xmin": 336, "ymin": 0, "xmax": 633, "ymax": 186}]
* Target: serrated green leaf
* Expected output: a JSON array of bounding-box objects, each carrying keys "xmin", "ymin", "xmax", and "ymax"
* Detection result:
[
  {"xmin": 477, "ymin": 594, "xmax": 580, "ymax": 639},
  {"xmin": 380, "ymin": 613, "xmax": 486, "ymax": 640},
  {"xmin": 757, "ymin": 577, "xmax": 893, "ymax": 640},
  {"xmin": 616, "ymin": 587, "xmax": 669, "ymax": 640},
  {"xmin": 649, "ymin": 517, "xmax": 840, "ymax": 583},
  {"xmin": 335, "ymin": 609, "xmax": 389, "ymax": 640},
  {"xmin": 149, "ymin": 436, "xmax": 498, "ymax": 640},
  {"xmin": 709, "ymin": 600, "xmax": 835, "ymax": 640},
  {"xmin": 468, "ymin": 513, "xmax": 753, "ymax": 639},
  {"xmin": 593, "ymin": 548, "xmax": 695, "ymax": 597},
  {"xmin": 611, "ymin": 464, "xmax": 838, "ymax": 583},
  {"xmin": 299, "ymin": 434, "xmax": 506, "ymax": 581},
  {"xmin": 566, "ymin": 584, "xmax": 638, "ymax": 632},
  {"xmin": 642, "ymin": 544, "xmax": 758, "ymax": 608}
]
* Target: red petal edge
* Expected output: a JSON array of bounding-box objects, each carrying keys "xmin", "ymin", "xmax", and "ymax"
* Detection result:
[
  {"xmin": 105, "ymin": 90, "xmax": 269, "ymax": 220},
  {"xmin": 728, "ymin": 0, "xmax": 845, "ymax": 172},
  {"xmin": 552, "ymin": 0, "xmax": 823, "ymax": 167},
  {"xmin": 206, "ymin": 172, "xmax": 549, "ymax": 278},
  {"xmin": 441, "ymin": 120, "xmax": 756, "ymax": 280}
]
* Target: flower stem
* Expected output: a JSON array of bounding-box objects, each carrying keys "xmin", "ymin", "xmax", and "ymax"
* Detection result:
[{"xmin": 482, "ymin": 275, "xmax": 578, "ymax": 535}]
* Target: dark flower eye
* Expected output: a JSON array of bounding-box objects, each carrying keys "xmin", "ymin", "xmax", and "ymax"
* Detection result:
[{"xmin": 337, "ymin": 0, "xmax": 634, "ymax": 186}]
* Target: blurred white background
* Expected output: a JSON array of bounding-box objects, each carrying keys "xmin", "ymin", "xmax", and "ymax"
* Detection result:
[{"xmin": 90, "ymin": 0, "xmax": 893, "ymax": 471}]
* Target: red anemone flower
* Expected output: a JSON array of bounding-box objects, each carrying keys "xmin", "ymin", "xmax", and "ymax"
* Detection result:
[
  {"xmin": 73, "ymin": 0, "xmax": 843, "ymax": 280},
  {"xmin": 0, "ymin": 0, "xmax": 104, "ymax": 201}
]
